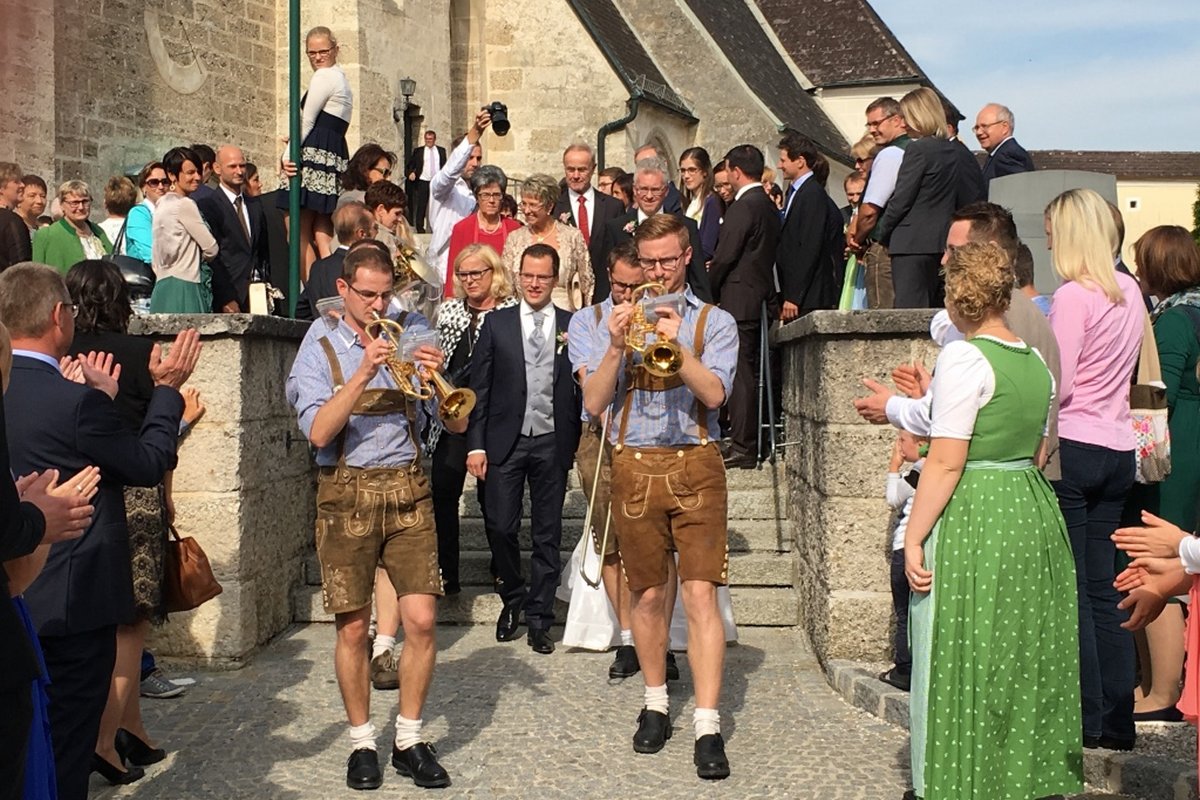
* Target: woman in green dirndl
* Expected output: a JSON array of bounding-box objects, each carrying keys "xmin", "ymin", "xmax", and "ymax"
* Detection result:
[{"xmin": 904, "ymin": 241, "xmax": 1082, "ymax": 800}]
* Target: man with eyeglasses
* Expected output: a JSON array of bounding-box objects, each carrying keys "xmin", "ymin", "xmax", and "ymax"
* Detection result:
[
  {"xmin": 466, "ymin": 244, "xmax": 582, "ymax": 655},
  {"xmin": 595, "ymin": 158, "xmax": 711, "ymax": 303},
  {"xmin": 404, "ymin": 131, "xmax": 446, "ymax": 234},
  {"xmin": 287, "ymin": 245, "xmax": 462, "ymax": 790},
  {"xmin": 975, "ymin": 103, "xmax": 1035, "ymax": 184},
  {"xmin": 708, "ymin": 145, "xmax": 781, "ymax": 469},
  {"xmin": 553, "ymin": 143, "xmax": 625, "ymax": 286},
  {"xmin": 583, "ymin": 214, "xmax": 737, "ymax": 779},
  {"xmin": 847, "ymin": 96, "xmax": 909, "ymax": 309}
]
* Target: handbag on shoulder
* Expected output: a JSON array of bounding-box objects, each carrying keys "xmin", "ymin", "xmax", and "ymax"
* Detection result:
[
  {"xmin": 164, "ymin": 526, "xmax": 223, "ymax": 612},
  {"xmin": 1131, "ymin": 310, "xmax": 1171, "ymax": 484}
]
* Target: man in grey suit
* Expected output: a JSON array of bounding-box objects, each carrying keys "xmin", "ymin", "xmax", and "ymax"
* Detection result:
[{"xmin": 975, "ymin": 104, "xmax": 1035, "ymax": 184}]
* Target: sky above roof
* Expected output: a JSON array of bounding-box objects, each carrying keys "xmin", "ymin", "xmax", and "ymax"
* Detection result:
[{"xmin": 869, "ymin": 0, "xmax": 1200, "ymax": 151}]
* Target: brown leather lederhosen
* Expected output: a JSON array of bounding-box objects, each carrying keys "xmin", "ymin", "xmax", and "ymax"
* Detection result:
[
  {"xmin": 607, "ymin": 304, "xmax": 730, "ymax": 592},
  {"xmin": 312, "ymin": 329, "xmax": 443, "ymax": 615}
]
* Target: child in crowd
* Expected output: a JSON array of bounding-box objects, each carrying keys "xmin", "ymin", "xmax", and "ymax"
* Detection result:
[{"xmin": 880, "ymin": 430, "xmax": 926, "ymax": 691}]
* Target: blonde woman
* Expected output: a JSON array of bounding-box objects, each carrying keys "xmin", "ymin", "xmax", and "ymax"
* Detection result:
[
  {"xmin": 905, "ymin": 241, "xmax": 1081, "ymax": 800},
  {"xmin": 430, "ymin": 244, "xmax": 517, "ymax": 593},
  {"xmin": 502, "ymin": 173, "xmax": 592, "ymax": 310},
  {"xmin": 1046, "ymin": 187, "xmax": 1144, "ymax": 751}
]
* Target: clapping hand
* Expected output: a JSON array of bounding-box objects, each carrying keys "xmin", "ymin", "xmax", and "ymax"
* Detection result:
[
  {"xmin": 18, "ymin": 467, "xmax": 99, "ymax": 544},
  {"xmin": 79, "ymin": 351, "xmax": 121, "ymax": 399},
  {"xmin": 892, "ymin": 361, "xmax": 931, "ymax": 399},
  {"xmin": 149, "ymin": 329, "xmax": 202, "ymax": 389},
  {"xmin": 182, "ymin": 387, "xmax": 206, "ymax": 427},
  {"xmin": 1113, "ymin": 510, "xmax": 1189, "ymax": 559},
  {"xmin": 853, "ymin": 378, "xmax": 894, "ymax": 424}
]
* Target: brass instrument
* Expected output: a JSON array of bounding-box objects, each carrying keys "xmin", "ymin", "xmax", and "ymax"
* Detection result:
[
  {"xmin": 626, "ymin": 282, "xmax": 684, "ymax": 377},
  {"xmin": 579, "ymin": 410, "xmax": 613, "ymax": 589},
  {"xmin": 363, "ymin": 312, "xmax": 477, "ymax": 421}
]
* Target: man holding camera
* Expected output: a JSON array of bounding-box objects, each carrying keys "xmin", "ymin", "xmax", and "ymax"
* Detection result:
[
  {"xmin": 426, "ymin": 108, "xmax": 494, "ymax": 286},
  {"xmin": 582, "ymin": 215, "xmax": 738, "ymax": 780},
  {"xmin": 286, "ymin": 244, "xmax": 466, "ymax": 791}
]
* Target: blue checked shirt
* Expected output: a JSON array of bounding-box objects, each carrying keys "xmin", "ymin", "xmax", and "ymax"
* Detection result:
[
  {"xmin": 568, "ymin": 296, "xmax": 613, "ymax": 423},
  {"xmin": 286, "ymin": 312, "xmax": 433, "ymax": 468},
  {"xmin": 585, "ymin": 287, "xmax": 737, "ymax": 447}
]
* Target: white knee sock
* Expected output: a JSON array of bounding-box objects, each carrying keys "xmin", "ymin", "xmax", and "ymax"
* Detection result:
[
  {"xmin": 620, "ymin": 629, "xmax": 634, "ymax": 647},
  {"xmin": 693, "ymin": 707, "xmax": 720, "ymax": 739},
  {"xmin": 372, "ymin": 634, "xmax": 396, "ymax": 660},
  {"xmin": 349, "ymin": 721, "xmax": 377, "ymax": 751},
  {"xmin": 395, "ymin": 714, "xmax": 423, "ymax": 751},
  {"xmin": 643, "ymin": 684, "xmax": 669, "ymax": 715}
]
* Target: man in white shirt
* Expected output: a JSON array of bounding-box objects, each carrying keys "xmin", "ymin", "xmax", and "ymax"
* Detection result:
[
  {"xmin": 426, "ymin": 110, "xmax": 490, "ymax": 282},
  {"xmin": 404, "ymin": 131, "xmax": 446, "ymax": 234}
]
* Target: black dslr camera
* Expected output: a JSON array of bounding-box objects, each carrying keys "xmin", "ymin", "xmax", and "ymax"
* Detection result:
[{"xmin": 484, "ymin": 101, "xmax": 510, "ymax": 136}]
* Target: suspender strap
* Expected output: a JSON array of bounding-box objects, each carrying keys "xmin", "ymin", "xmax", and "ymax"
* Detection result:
[
  {"xmin": 317, "ymin": 337, "xmax": 350, "ymax": 465},
  {"xmin": 614, "ymin": 302, "xmax": 715, "ymax": 448}
]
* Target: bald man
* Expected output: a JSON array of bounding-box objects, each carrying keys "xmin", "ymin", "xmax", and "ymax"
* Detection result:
[
  {"xmin": 975, "ymin": 103, "xmax": 1035, "ymax": 184},
  {"xmin": 196, "ymin": 144, "xmax": 269, "ymax": 312}
]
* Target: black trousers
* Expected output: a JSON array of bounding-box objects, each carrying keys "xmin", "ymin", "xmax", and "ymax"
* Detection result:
[
  {"xmin": 431, "ymin": 431, "xmax": 485, "ymax": 592},
  {"xmin": 481, "ymin": 433, "xmax": 567, "ymax": 631},
  {"xmin": 728, "ymin": 319, "xmax": 762, "ymax": 457},
  {"xmin": 890, "ymin": 253, "xmax": 943, "ymax": 308},
  {"xmin": 0, "ymin": 684, "xmax": 33, "ymax": 800},
  {"xmin": 41, "ymin": 625, "xmax": 117, "ymax": 800},
  {"xmin": 888, "ymin": 549, "xmax": 912, "ymax": 675},
  {"xmin": 407, "ymin": 179, "xmax": 431, "ymax": 233}
]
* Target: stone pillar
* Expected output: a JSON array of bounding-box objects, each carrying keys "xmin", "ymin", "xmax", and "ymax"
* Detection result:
[
  {"xmin": 133, "ymin": 315, "xmax": 313, "ymax": 667},
  {"xmin": 776, "ymin": 310, "xmax": 937, "ymax": 667}
]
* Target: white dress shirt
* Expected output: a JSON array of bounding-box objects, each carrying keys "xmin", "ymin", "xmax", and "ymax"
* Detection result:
[
  {"xmin": 734, "ymin": 181, "xmax": 763, "ymax": 201},
  {"xmin": 426, "ymin": 136, "xmax": 479, "ymax": 275},
  {"xmin": 520, "ymin": 298, "xmax": 556, "ymax": 344},
  {"xmin": 567, "ymin": 187, "xmax": 594, "ymax": 241},
  {"xmin": 420, "ymin": 146, "xmax": 438, "ymax": 181}
]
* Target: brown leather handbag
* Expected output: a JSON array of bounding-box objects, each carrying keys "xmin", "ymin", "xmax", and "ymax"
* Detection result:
[{"xmin": 164, "ymin": 526, "xmax": 223, "ymax": 612}]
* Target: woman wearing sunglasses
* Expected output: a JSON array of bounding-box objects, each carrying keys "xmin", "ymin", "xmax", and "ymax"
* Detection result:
[{"xmin": 123, "ymin": 162, "xmax": 170, "ymax": 266}]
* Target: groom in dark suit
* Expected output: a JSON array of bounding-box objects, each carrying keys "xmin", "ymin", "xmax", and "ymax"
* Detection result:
[
  {"xmin": 775, "ymin": 133, "xmax": 844, "ymax": 319},
  {"xmin": 0, "ymin": 263, "xmax": 199, "ymax": 800},
  {"xmin": 708, "ymin": 145, "xmax": 781, "ymax": 467},
  {"xmin": 196, "ymin": 145, "xmax": 267, "ymax": 313},
  {"xmin": 594, "ymin": 158, "xmax": 712, "ymax": 303},
  {"xmin": 466, "ymin": 244, "xmax": 581, "ymax": 655}
]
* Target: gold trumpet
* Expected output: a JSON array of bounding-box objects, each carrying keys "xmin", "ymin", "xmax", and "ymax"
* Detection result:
[
  {"xmin": 364, "ymin": 313, "xmax": 478, "ymax": 420},
  {"xmin": 626, "ymin": 282, "xmax": 683, "ymax": 377}
]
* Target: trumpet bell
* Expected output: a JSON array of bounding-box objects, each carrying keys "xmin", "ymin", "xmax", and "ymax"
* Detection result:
[
  {"xmin": 426, "ymin": 370, "xmax": 477, "ymax": 420},
  {"xmin": 644, "ymin": 341, "xmax": 683, "ymax": 377}
]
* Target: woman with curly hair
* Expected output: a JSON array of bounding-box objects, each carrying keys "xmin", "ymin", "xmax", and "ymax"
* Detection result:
[
  {"xmin": 904, "ymin": 241, "xmax": 1082, "ymax": 800},
  {"xmin": 501, "ymin": 173, "xmax": 592, "ymax": 310}
]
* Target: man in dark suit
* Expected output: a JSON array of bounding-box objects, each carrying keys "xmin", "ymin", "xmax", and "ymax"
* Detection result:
[
  {"xmin": 633, "ymin": 144, "xmax": 683, "ymax": 214},
  {"xmin": 196, "ymin": 145, "xmax": 266, "ymax": 313},
  {"xmin": 552, "ymin": 142, "xmax": 625, "ymax": 295},
  {"xmin": 294, "ymin": 202, "xmax": 376, "ymax": 321},
  {"xmin": 0, "ymin": 263, "xmax": 198, "ymax": 800},
  {"xmin": 595, "ymin": 158, "xmax": 712, "ymax": 303},
  {"xmin": 466, "ymin": 243, "xmax": 581, "ymax": 655},
  {"xmin": 776, "ymin": 134, "xmax": 845, "ymax": 320},
  {"xmin": 0, "ymin": 369, "xmax": 94, "ymax": 800},
  {"xmin": 405, "ymin": 131, "xmax": 446, "ymax": 234},
  {"xmin": 708, "ymin": 145, "xmax": 781, "ymax": 467},
  {"xmin": 975, "ymin": 103, "xmax": 1035, "ymax": 184},
  {"xmin": 257, "ymin": 188, "xmax": 292, "ymax": 314}
]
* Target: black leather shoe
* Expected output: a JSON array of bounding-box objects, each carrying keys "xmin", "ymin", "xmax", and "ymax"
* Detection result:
[
  {"xmin": 392, "ymin": 742, "xmax": 451, "ymax": 788},
  {"xmin": 632, "ymin": 708, "xmax": 671, "ymax": 754},
  {"xmin": 723, "ymin": 452, "xmax": 757, "ymax": 470},
  {"xmin": 879, "ymin": 667, "xmax": 911, "ymax": 692},
  {"xmin": 91, "ymin": 753, "xmax": 144, "ymax": 785},
  {"xmin": 495, "ymin": 601, "xmax": 524, "ymax": 642},
  {"xmin": 528, "ymin": 628, "xmax": 555, "ymax": 654},
  {"xmin": 609, "ymin": 645, "xmax": 640, "ymax": 679},
  {"xmin": 346, "ymin": 748, "xmax": 382, "ymax": 790},
  {"xmin": 694, "ymin": 732, "xmax": 730, "ymax": 779},
  {"xmin": 666, "ymin": 651, "xmax": 680, "ymax": 681},
  {"xmin": 115, "ymin": 728, "xmax": 167, "ymax": 766}
]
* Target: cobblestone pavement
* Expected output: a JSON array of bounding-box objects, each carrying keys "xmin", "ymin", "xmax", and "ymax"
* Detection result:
[{"xmin": 91, "ymin": 625, "xmax": 1124, "ymax": 800}]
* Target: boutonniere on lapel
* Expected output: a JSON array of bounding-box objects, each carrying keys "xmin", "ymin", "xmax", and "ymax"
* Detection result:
[
  {"xmin": 622, "ymin": 219, "xmax": 638, "ymax": 235},
  {"xmin": 558, "ymin": 211, "xmax": 573, "ymax": 225},
  {"xmin": 556, "ymin": 331, "xmax": 568, "ymax": 354}
]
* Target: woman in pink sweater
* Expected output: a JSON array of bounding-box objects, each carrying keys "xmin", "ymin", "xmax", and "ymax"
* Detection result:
[{"xmin": 1046, "ymin": 187, "xmax": 1144, "ymax": 751}]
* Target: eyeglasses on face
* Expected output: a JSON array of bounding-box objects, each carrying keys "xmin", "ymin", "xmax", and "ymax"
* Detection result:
[
  {"xmin": 455, "ymin": 267, "xmax": 493, "ymax": 282},
  {"xmin": 60, "ymin": 301, "xmax": 79, "ymax": 318},
  {"xmin": 610, "ymin": 278, "xmax": 642, "ymax": 292},
  {"xmin": 62, "ymin": 198, "xmax": 91, "ymax": 208},
  {"xmin": 369, "ymin": 166, "xmax": 392, "ymax": 179},
  {"xmin": 306, "ymin": 47, "xmax": 334, "ymax": 58},
  {"xmin": 476, "ymin": 190, "xmax": 503, "ymax": 201},
  {"xmin": 346, "ymin": 284, "xmax": 394, "ymax": 304},
  {"xmin": 638, "ymin": 254, "xmax": 684, "ymax": 270},
  {"xmin": 972, "ymin": 120, "xmax": 1004, "ymax": 133},
  {"xmin": 519, "ymin": 272, "xmax": 554, "ymax": 285},
  {"xmin": 634, "ymin": 185, "xmax": 665, "ymax": 196},
  {"xmin": 866, "ymin": 113, "xmax": 896, "ymax": 129}
]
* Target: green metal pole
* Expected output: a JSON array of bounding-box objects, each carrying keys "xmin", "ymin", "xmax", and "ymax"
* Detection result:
[{"xmin": 287, "ymin": 0, "xmax": 301, "ymax": 316}]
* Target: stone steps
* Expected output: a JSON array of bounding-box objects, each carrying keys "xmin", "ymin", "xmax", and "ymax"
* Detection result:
[
  {"xmin": 457, "ymin": 485, "xmax": 786, "ymax": 521},
  {"xmin": 451, "ymin": 517, "xmax": 791, "ymax": 554},
  {"xmin": 294, "ymin": 584, "xmax": 798, "ymax": 627}
]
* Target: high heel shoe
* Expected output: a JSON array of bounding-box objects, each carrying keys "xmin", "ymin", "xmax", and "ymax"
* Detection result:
[
  {"xmin": 91, "ymin": 753, "xmax": 144, "ymax": 785},
  {"xmin": 115, "ymin": 728, "xmax": 167, "ymax": 766}
]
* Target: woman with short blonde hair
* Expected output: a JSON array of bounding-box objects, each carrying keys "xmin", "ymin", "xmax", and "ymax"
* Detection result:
[
  {"xmin": 1046, "ymin": 186, "xmax": 1145, "ymax": 749},
  {"xmin": 905, "ymin": 240, "xmax": 1082, "ymax": 800},
  {"xmin": 501, "ymin": 173, "xmax": 592, "ymax": 310},
  {"xmin": 899, "ymin": 87, "xmax": 949, "ymax": 140},
  {"xmin": 32, "ymin": 180, "xmax": 113, "ymax": 273}
]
